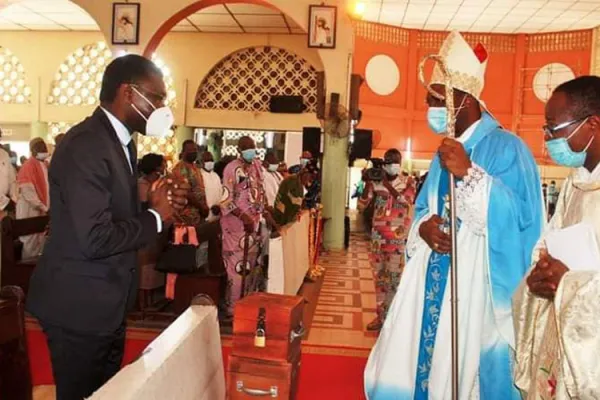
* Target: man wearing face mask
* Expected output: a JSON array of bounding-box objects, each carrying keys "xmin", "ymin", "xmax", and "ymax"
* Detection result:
[
  {"xmin": 27, "ymin": 55, "xmax": 189, "ymax": 400},
  {"xmin": 365, "ymin": 32, "xmax": 543, "ymax": 400},
  {"xmin": 200, "ymin": 150, "xmax": 223, "ymax": 220},
  {"xmin": 358, "ymin": 149, "xmax": 416, "ymax": 332},
  {"xmin": 300, "ymin": 150, "xmax": 313, "ymax": 168},
  {"xmin": 513, "ymin": 76, "xmax": 600, "ymax": 399},
  {"xmin": 16, "ymin": 137, "xmax": 50, "ymax": 259},
  {"xmin": 220, "ymin": 136, "xmax": 268, "ymax": 315},
  {"xmin": 262, "ymin": 151, "xmax": 283, "ymax": 207},
  {"xmin": 172, "ymin": 139, "xmax": 209, "ymax": 225}
]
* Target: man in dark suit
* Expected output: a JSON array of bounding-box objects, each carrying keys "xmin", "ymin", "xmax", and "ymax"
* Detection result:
[{"xmin": 27, "ymin": 55, "xmax": 188, "ymax": 400}]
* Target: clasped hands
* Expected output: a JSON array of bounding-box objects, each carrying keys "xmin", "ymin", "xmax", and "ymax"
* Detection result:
[
  {"xmin": 526, "ymin": 250, "xmax": 569, "ymax": 299},
  {"xmin": 148, "ymin": 176, "xmax": 190, "ymax": 225}
]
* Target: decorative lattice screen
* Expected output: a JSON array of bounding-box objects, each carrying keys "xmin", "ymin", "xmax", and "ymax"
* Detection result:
[
  {"xmin": 195, "ymin": 46, "xmax": 318, "ymax": 113},
  {"xmin": 136, "ymin": 132, "xmax": 177, "ymax": 167},
  {"xmin": 0, "ymin": 46, "xmax": 32, "ymax": 104},
  {"xmin": 48, "ymin": 42, "xmax": 176, "ymax": 107},
  {"xmin": 49, "ymin": 122, "xmax": 73, "ymax": 143}
]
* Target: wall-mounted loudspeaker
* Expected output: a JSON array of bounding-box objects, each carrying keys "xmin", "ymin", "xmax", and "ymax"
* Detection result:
[
  {"xmin": 349, "ymin": 74, "xmax": 364, "ymax": 121},
  {"xmin": 269, "ymin": 95, "xmax": 304, "ymax": 114},
  {"xmin": 302, "ymin": 127, "xmax": 321, "ymax": 158},
  {"xmin": 316, "ymin": 71, "xmax": 326, "ymax": 120},
  {"xmin": 351, "ymin": 129, "xmax": 373, "ymax": 160}
]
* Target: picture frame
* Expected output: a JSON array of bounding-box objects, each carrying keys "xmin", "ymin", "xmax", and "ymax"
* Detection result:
[
  {"xmin": 112, "ymin": 3, "xmax": 140, "ymax": 45},
  {"xmin": 308, "ymin": 5, "xmax": 337, "ymax": 50}
]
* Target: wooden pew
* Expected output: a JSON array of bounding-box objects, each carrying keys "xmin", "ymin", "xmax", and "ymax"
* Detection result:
[
  {"xmin": 0, "ymin": 286, "xmax": 32, "ymax": 400},
  {"xmin": 0, "ymin": 216, "xmax": 49, "ymax": 295}
]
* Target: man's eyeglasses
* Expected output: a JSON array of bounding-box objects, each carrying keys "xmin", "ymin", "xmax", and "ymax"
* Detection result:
[
  {"xmin": 130, "ymin": 84, "xmax": 167, "ymax": 104},
  {"xmin": 543, "ymin": 115, "xmax": 590, "ymax": 139}
]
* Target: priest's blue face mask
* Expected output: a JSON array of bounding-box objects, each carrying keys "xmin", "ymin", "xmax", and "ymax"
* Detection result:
[
  {"xmin": 544, "ymin": 117, "xmax": 593, "ymax": 168},
  {"xmin": 427, "ymin": 96, "xmax": 467, "ymax": 135}
]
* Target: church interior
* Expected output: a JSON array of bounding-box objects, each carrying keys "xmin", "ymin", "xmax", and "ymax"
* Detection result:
[{"xmin": 0, "ymin": 0, "xmax": 598, "ymax": 399}]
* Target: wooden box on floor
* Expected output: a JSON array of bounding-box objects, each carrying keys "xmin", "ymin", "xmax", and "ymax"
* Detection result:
[
  {"xmin": 232, "ymin": 293, "xmax": 305, "ymax": 363},
  {"xmin": 227, "ymin": 353, "xmax": 300, "ymax": 400}
]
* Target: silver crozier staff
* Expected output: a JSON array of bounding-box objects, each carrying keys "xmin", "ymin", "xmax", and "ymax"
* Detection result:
[{"xmin": 418, "ymin": 54, "xmax": 460, "ymax": 400}]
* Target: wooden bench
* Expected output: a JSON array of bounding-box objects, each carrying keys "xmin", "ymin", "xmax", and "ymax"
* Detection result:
[
  {"xmin": 0, "ymin": 216, "xmax": 49, "ymax": 295},
  {"xmin": 0, "ymin": 286, "xmax": 32, "ymax": 400}
]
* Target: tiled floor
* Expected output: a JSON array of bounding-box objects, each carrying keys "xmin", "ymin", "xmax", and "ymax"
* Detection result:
[{"xmin": 304, "ymin": 233, "xmax": 378, "ymax": 349}]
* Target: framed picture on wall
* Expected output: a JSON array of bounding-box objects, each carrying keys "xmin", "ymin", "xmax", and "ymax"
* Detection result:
[
  {"xmin": 308, "ymin": 5, "xmax": 337, "ymax": 49},
  {"xmin": 112, "ymin": 3, "xmax": 140, "ymax": 45}
]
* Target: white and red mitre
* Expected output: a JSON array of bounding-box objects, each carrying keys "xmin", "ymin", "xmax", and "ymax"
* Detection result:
[{"xmin": 430, "ymin": 31, "xmax": 489, "ymax": 101}]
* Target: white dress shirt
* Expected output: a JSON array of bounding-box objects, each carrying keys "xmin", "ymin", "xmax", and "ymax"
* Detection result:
[
  {"xmin": 200, "ymin": 168, "xmax": 223, "ymax": 209},
  {"xmin": 101, "ymin": 108, "xmax": 162, "ymax": 232},
  {"xmin": 262, "ymin": 168, "xmax": 283, "ymax": 206}
]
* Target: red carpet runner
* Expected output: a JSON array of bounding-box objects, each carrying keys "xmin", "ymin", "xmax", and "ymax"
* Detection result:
[{"xmin": 27, "ymin": 327, "xmax": 368, "ymax": 400}]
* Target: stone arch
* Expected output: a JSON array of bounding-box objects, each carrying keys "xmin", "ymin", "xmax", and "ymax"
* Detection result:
[
  {"xmin": 143, "ymin": 0, "xmax": 289, "ymax": 57},
  {"xmin": 195, "ymin": 46, "xmax": 318, "ymax": 113}
]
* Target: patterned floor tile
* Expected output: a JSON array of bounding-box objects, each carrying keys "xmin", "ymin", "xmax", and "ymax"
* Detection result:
[{"xmin": 304, "ymin": 233, "xmax": 378, "ymax": 349}]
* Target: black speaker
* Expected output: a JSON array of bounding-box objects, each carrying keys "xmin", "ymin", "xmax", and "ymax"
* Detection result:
[
  {"xmin": 302, "ymin": 127, "xmax": 321, "ymax": 158},
  {"xmin": 351, "ymin": 129, "xmax": 373, "ymax": 160},
  {"xmin": 349, "ymin": 74, "xmax": 364, "ymax": 120},
  {"xmin": 269, "ymin": 95, "xmax": 304, "ymax": 113}
]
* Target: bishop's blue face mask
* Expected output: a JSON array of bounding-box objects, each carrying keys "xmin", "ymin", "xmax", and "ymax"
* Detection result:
[
  {"xmin": 427, "ymin": 107, "xmax": 447, "ymax": 134},
  {"xmin": 545, "ymin": 118, "xmax": 593, "ymax": 168},
  {"xmin": 426, "ymin": 96, "xmax": 466, "ymax": 135},
  {"xmin": 241, "ymin": 148, "xmax": 257, "ymax": 163}
]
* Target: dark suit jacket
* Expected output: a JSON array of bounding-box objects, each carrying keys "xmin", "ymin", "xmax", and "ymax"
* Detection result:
[{"xmin": 27, "ymin": 108, "xmax": 158, "ymax": 334}]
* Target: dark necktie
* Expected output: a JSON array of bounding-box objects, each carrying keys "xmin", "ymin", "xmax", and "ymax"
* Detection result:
[{"xmin": 126, "ymin": 141, "xmax": 136, "ymax": 174}]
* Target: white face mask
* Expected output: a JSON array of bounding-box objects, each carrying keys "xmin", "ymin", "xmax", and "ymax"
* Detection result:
[
  {"xmin": 268, "ymin": 164, "xmax": 278, "ymax": 172},
  {"xmin": 36, "ymin": 152, "xmax": 49, "ymax": 161},
  {"xmin": 384, "ymin": 163, "xmax": 401, "ymax": 176},
  {"xmin": 131, "ymin": 87, "xmax": 174, "ymax": 138},
  {"xmin": 204, "ymin": 161, "xmax": 214, "ymax": 172}
]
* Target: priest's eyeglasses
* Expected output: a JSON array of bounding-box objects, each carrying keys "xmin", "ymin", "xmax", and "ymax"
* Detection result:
[{"xmin": 543, "ymin": 115, "xmax": 590, "ymax": 139}]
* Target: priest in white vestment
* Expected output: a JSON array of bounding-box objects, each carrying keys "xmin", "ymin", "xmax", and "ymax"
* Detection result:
[
  {"xmin": 262, "ymin": 152, "xmax": 283, "ymax": 207},
  {"xmin": 364, "ymin": 31, "xmax": 544, "ymax": 400},
  {"xmin": 514, "ymin": 76, "xmax": 600, "ymax": 399},
  {"xmin": 200, "ymin": 151, "xmax": 223, "ymax": 220}
]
